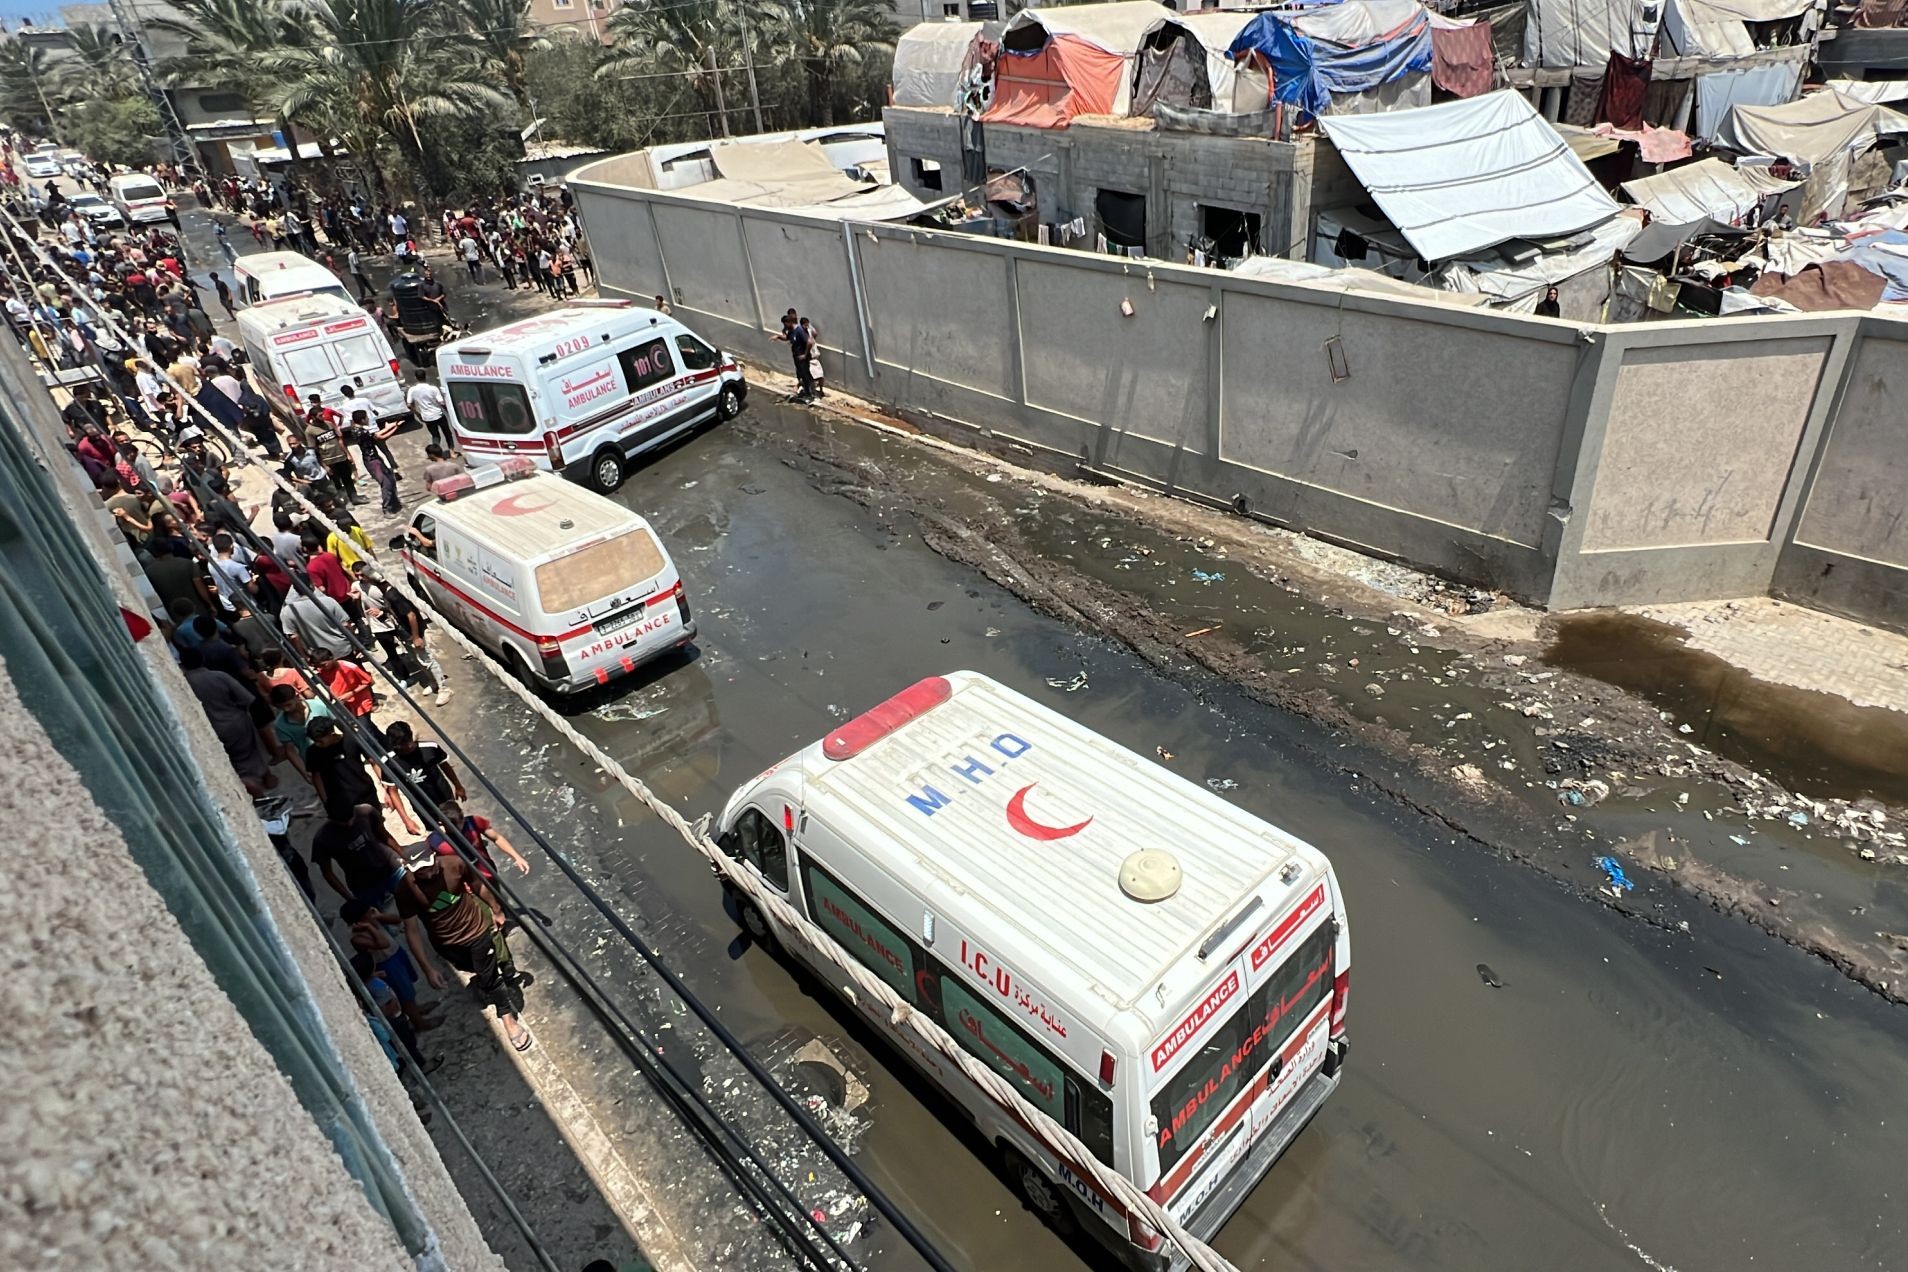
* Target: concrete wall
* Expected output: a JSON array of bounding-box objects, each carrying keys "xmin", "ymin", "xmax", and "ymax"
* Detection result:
[{"xmin": 569, "ymin": 162, "xmax": 1908, "ymax": 628}]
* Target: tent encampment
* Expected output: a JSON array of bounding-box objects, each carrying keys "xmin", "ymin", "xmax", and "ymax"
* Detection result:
[
  {"xmin": 1522, "ymin": 0, "xmax": 1662, "ymax": 70},
  {"xmin": 1661, "ymin": 0, "xmax": 1820, "ymax": 58},
  {"xmin": 893, "ymin": 22, "xmax": 985, "ymax": 110},
  {"xmin": 681, "ymin": 141, "xmax": 933, "ymax": 221},
  {"xmin": 1620, "ymin": 156, "xmax": 1802, "ymax": 224},
  {"xmin": 1226, "ymin": 1, "xmax": 1433, "ymax": 123},
  {"xmin": 983, "ymin": 2, "xmax": 1169, "ymax": 128},
  {"xmin": 1319, "ymin": 91, "xmax": 1621, "ymax": 261},
  {"xmin": 1130, "ymin": 12, "xmax": 1263, "ymax": 115}
]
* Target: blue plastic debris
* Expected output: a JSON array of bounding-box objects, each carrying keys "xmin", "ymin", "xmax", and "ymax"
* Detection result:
[
  {"xmin": 1190, "ymin": 569, "xmax": 1226, "ymax": 584},
  {"xmin": 1592, "ymin": 855, "xmax": 1634, "ymax": 893}
]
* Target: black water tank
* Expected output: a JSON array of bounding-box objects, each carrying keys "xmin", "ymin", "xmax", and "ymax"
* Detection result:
[{"xmin": 389, "ymin": 271, "xmax": 438, "ymax": 336}]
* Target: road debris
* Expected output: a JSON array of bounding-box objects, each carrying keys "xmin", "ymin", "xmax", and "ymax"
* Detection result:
[
  {"xmin": 1593, "ymin": 856, "xmax": 1635, "ymax": 894},
  {"xmin": 1045, "ymin": 671, "xmax": 1089, "ymax": 693},
  {"xmin": 1476, "ymin": 963, "xmax": 1505, "ymax": 988}
]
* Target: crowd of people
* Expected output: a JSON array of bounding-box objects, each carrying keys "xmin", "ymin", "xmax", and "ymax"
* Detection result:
[{"xmin": 9, "ymin": 141, "xmax": 554, "ymax": 1075}]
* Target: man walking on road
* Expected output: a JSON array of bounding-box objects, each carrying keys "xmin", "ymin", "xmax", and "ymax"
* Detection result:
[
  {"xmin": 397, "ymin": 851, "xmax": 534, "ymax": 1052},
  {"xmin": 405, "ymin": 371, "xmax": 453, "ymax": 453},
  {"xmin": 210, "ymin": 271, "xmax": 237, "ymax": 320},
  {"xmin": 348, "ymin": 247, "xmax": 375, "ymax": 301}
]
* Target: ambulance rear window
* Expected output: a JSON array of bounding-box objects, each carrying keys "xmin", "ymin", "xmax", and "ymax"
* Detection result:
[
  {"xmin": 534, "ymin": 528, "xmax": 665, "ymax": 612},
  {"xmin": 449, "ymin": 380, "xmax": 534, "ymax": 435}
]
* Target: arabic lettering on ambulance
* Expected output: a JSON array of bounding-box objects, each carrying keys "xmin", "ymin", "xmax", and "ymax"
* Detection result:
[
  {"xmin": 561, "ymin": 366, "xmax": 617, "ymax": 410},
  {"xmin": 959, "ymin": 938, "xmax": 1067, "ymax": 1040},
  {"xmin": 904, "ymin": 733, "xmax": 1034, "ymax": 816},
  {"xmin": 956, "ymin": 1008, "xmax": 1056, "ymax": 1104}
]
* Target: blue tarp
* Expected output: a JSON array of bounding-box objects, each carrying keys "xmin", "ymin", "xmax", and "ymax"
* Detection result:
[{"xmin": 1226, "ymin": 4, "xmax": 1433, "ymax": 124}]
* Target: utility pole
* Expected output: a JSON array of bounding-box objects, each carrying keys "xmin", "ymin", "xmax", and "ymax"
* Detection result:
[
  {"xmin": 737, "ymin": 5, "xmax": 764, "ymax": 136},
  {"xmin": 103, "ymin": 0, "xmax": 193, "ymax": 172},
  {"xmin": 24, "ymin": 54, "xmax": 62, "ymax": 146},
  {"xmin": 705, "ymin": 45, "xmax": 731, "ymax": 138}
]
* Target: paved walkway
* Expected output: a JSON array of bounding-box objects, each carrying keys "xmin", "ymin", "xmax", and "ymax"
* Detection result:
[{"xmin": 1636, "ymin": 597, "xmax": 1908, "ymax": 713}]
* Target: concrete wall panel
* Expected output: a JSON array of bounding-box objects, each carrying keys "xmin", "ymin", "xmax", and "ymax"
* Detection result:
[
  {"xmin": 1016, "ymin": 259, "xmax": 1212, "ymax": 455},
  {"xmin": 1582, "ymin": 338, "xmax": 1829, "ymax": 552},
  {"xmin": 1792, "ymin": 333, "xmax": 1908, "ymax": 568},
  {"xmin": 859, "ymin": 231, "xmax": 1015, "ymax": 399},
  {"xmin": 575, "ymin": 187, "xmax": 665, "ymax": 301},
  {"xmin": 740, "ymin": 215, "xmax": 858, "ymax": 374},
  {"xmin": 1219, "ymin": 290, "xmax": 1576, "ymax": 548},
  {"xmin": 650, "ymin": 203, "xmax": 758, "ymax": 327}
]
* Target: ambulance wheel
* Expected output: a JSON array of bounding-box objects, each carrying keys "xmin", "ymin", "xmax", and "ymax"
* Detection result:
[
  {"xmin": 736, "ymin": 894, "xmax": 777, "ymax": 950},
  {"xmin": 1002, "ymin": 1145, "xmax": 1076, "ymax": 1236},
  {"xmin": 587, "ymin": 446, "xmax": 625, "ymax": 494},
  {"xmin": 717, "ymin": 383, "xmax": 743, "ymax": 421},
  {"xmin": 504, "ymin": 649, "xmax": 538, "ymax": 692}
]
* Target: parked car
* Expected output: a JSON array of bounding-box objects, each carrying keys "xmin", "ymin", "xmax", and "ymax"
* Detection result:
[{"xmin": 67, "ymin": 193, "xmax": 122, "ymax": 228}]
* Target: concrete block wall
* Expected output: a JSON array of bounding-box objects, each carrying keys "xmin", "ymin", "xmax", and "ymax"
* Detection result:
[
  {"xmin": 570, "ymin": 158, "xmax": 1908, "ymax": 630},
  {"xmin": 885, "ymin": 108, "xmax": 966, "ymax": 202}
]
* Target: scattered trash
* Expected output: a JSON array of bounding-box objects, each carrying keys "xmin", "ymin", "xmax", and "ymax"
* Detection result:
[
  {"xmin": 1046, "ymin": 671, "xmax": 1089, "ymax": 693},
  {"xmin": 1183, "ymin": 625, "xmax": 1219, "ymax": 639},
  {"xmin": 1703, "ymin": 967, "xmax": 1724, "ymax": 980},
  {"xmin": 1519, "ymin": 701, "xmax": 1554, "ymax": 720},
  {"xmin": 1592, "ymin": 856, "xmax": 1634, "ymax": 894},
  {"xmin": 985, "ymin": 473, "xmax": 1003, "ymax": 483},
  {"xmin": 1156, "ymin": 746, "xmax": 1176, "ymax": 762},
  {"xmin": 681, "ymin": 480, "xmax": 698, "ymax": 489},
  {"xmin": 1449, "ymin": 763, "xmax": 1488, "ymax": 790},
  {"xmin": 1476, "ymin": 963, "xmax": 1505, "ymax": 988},
  {"xmin": 984, "ymin": 627, "xmax": 1001, "ymax": 637},
  {"xmin": 1190, "ymin": 569, "xmax": 1225, "ymax": 584},
  {"xmin": 1501, "ymin": 654, "xmax": 1527, "ymax": 667},
  {"xmin": 1678, "ymin": 723, "xmax": 1695, "ymax": 734},
  {"xmin": 1205, "ymin": 778, "xmax": 1238, "ymax": 791},
  {"xmin": 1730, "ymin": 835, "xmax": 1750, "ymax": 845},
  {"xmin": 1557, "ymin": 778, "xmax": 1610, "ymax": 808},
  {"xmin": 1364, "ymin": 682, "xmax": 1386, "ymax": 697},
  {"xmin": 926, "ymin": 600, "xmax": 944, "ymax": 611},
  {"xmin": 1785, "ymin": 810, "xmax": 1810, "ymax": 827}
]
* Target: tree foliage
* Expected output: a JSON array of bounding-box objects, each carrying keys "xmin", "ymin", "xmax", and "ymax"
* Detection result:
[{"xmin": 64, "ymin": 95, "xmax": 165, "ymax": 168}]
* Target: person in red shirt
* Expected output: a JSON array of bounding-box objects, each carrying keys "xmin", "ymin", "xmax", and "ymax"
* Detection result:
[
  {"xmin": 300, "ymin": 533, "xmax": 362, "ymax": 622},
  {"xmin": 317, "ymin": 655, "xmax": 376, "ymax": 719}
]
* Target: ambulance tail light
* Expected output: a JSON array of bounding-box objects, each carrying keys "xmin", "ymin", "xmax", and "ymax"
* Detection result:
[
  {"xmin": 282, "ymin": 383, "xmax": 297, "ymax": 399},
  {"xmin": 535, "ymin": 634, "xmax": 567, "ymax": 679},
  {"xmin": 822, "ymin": 675, "xmax": 953, "ymax": 760},
  {"xmin": 1330, "ymin": 966, "xmax": 1350, "ymax": 1040},
  {"xmin": 543, "ymin": 430, "xmax": 562, "ymax": 469},
  {"xmin": 535, "ymin": 635, "xmax": 563, "ymax": 658},
  {"xmin": 1128, "ymin": 1216, "xmax": 1164, "ymax": 1253},
  {"xmin": 388, "ymin": 357, "xmax": 400, "ymax": 377}
]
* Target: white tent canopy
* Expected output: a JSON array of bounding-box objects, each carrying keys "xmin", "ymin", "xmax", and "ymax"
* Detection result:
[
  {"xmin": 1661, "ymin": 0, "xmax": 1819, "ymax": 59},
  {"xmin": 1320, "ymin": 91, "xmax": 1622, "ymax": 261},
  {"xmin": 1827, "ymin": 79, "xmax": 1908, "ymax": 106},
  {"xmin": 893, "ymin": 22, "xmax": 983, "ymax": 109},
  {"xmin": 1003, "ymin": 1, "xmax": 1168, "ymax": 53},
  {"xmin": 1620, "ymin": 157, "xmax": 1802, "ymax": 223},
  {"xmin": 1522, "ymin": 0, "xmax": 1661, "ymax": 71},
  {"xmin": 1716, "ymin": 89, "xmax": 1908, "ymax": 165}
]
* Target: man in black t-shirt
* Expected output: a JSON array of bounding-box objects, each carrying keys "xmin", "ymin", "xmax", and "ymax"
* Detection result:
[
  {"xmin": 384, "ymin": 720, "xmax": 464, "ymax": 820},
  {"xmin": 311, "ymin": 804, "xmax": 404, "ymax": 903},
  {"xmin": 306, "ymin": 716, "xmax": 379, "ymax": 819}
]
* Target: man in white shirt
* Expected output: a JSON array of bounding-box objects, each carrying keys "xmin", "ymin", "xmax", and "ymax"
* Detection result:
[{"xmin": 404, "ymin": 373, "xmax": 452, "ymax": 452}]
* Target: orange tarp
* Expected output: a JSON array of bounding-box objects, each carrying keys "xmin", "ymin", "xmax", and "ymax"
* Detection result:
[{"xmin": 982, "ymin": 35, "xmax": 1129, "ymax": 128}]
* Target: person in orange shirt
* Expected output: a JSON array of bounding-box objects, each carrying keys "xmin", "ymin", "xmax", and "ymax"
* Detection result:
[{"xmin": 317, "ymin": 655, "xmax": 421, "ymax": 836}]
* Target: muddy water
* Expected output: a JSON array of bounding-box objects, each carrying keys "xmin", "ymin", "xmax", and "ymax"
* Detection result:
[
  {"xmin": 1545, "ymin": 611, "xmax": 1908, "ymax": 807},
  {"xmin": 417, "ymin": 405, "xmax": 1908, "ymax": 1272}
]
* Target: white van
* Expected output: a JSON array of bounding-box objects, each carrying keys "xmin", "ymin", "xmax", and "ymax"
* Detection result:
[
  {"xmin": 107, "ymin": 172, "xmax": 172, "ymax": 225},
  {"xmin": 714, "ymin": 672, "xmax": 1351, "ymax": 1270},
  {"xmin": 438, "ymin": 300, "xmax": 747, "ymax": 493},
  {"xmin": 235, "ymin": 292, "xmax": 406, "ymax": 425},
  {"xmin": 398, "ymin": 460, "xmax": 696, "ymax": 693},
  {"xmin": 233, "ymin": 249, "xmax": 354, "ymax": 308}
]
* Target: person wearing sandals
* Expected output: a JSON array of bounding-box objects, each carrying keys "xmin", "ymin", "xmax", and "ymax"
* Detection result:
[{"xmin": 397, "ymin": 851, "xmax": 534, "ymax": 1051}]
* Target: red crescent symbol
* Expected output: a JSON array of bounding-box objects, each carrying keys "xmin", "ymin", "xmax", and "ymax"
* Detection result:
[
  {"xmin": 1005, "ymin": 783, "xmax": 1093, "ymax": 841},
  {"xmin": 492, "ymin": 493, "xmax": 554, "ymax": 517}
]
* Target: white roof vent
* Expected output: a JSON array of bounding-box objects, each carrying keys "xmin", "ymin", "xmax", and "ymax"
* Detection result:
[{"xmin": 1119, "ymin": 850, "xmax": 1182, "ymax": 903}]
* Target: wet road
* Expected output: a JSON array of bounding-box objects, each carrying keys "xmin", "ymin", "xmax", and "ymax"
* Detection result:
[
  {"xmin": 152, "ymin": 202, "xmax": 1907, "ymax": 1270},
  {"xmin": 413, "ymin": 405, "xmax": 1903, "ymax": 1272}
]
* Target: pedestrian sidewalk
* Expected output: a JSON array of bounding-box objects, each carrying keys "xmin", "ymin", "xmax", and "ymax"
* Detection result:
[{"xmin": 1629, "ymin": 598, "xmax": 1908, "ymax": 713}]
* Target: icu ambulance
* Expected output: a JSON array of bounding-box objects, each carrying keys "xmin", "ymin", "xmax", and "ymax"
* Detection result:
[
  {"xmin": 438, "ymin": 301, "xmax": 747, "ymax": 494},
  {"xmin": 397, "ymin": 460, "xmax": 696, "ymax": 693},
  {"xmin": 713, "ymin": 672, "xmax": 1351, "ymax": 1269}
]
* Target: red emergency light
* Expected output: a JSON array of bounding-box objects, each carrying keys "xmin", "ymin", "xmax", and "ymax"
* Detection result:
[
  {"xmin": 432, "ymin": 473, "xmax": 476, "ymax": 501},
  {"xmin": 822, "ymin": 675, "xmax": 952, "ymax": 761}
]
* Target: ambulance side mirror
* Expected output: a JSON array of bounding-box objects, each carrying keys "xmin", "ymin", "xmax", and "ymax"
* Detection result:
[{"xmin": 716, "ymin": 829, "xmax": 741, "ymax": 860}]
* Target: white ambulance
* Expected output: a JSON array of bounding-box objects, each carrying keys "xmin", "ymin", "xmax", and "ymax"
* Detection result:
[
  {"xmin": 234, "ymin": 292, "xmax": 407, "ymax": 426},
  {"xmin": 713, "ymin": 672, "xmax": 1351, "ymax": 1269},
  {"xmin": 437, "ymin": 301, "xmax": 748, "ymax": 493},
  {"xmin": 233, "ymin": 249, "xmax": 354, "ymax": 307},
  {"xmin": 397, "ymin": 460, "xmax": 696, "ymax": 693}
]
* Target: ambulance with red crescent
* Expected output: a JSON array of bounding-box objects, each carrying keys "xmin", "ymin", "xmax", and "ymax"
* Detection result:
[
  {"xmin": 396, "ymin": 460, "xmax": 696, "ymax": 694},
  {"xmin": 437, "ymin": 300, "xmax": 747, "ymax": 494},
  {"xmin": 711, "ymin": 671, "xmax": 1351, "ymax": 1269}
]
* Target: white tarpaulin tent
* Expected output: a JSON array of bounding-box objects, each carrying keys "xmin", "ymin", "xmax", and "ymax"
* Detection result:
[
  {"xmin": 1827, "ymin": 79, "xmax": 1908, "ymax": 106},
  {"xmin": 893, "ymin": 22, "xmax": 983, "ymax": 109},
  {"xmin": 1716, "ymin": 89, "xmax": 1908, "ymax": 165},
  {"xmin": 1620, "ymin": 157, "xmax": 1802, "ymax": 223},
  {"xmin": 1661, "ymin": 0, "xmax": 1819, "ymax": 58},
  {"xmin": 1428, "ymin": 212, "xmax": 1646, "ymax": 313},
  {"xmin": 1131, "ymin": 11, "xmax": 1260, "ymax": 114},
  {"xmin": 686, "ymin": 141, "xmax": 932, "ymax": 220},
  {"xmin": 1522, "ymin": 0, "xmax": 1661, "ymax": 70},
  {"xmin": 1320, "ymin": 91, "xmax": 1621, "ymax": 261},
  {"xmin": 1230, "ymin": 256, "xmax": 1491, "ymax": 305}
]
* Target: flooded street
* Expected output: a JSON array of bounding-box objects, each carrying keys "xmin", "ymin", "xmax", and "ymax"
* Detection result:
[
  {"xmin": 423, "ymin": 407, "xmax": 1904, "ymax": 1272},
  {"xmin": 178, "ymin": 209, "xmax": 1907, "ymax": 1271}
]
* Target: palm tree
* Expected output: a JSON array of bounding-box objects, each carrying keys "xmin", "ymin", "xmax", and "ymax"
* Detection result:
[
  {"xmin": 455, "ymin": 0, "xmax": 548, "ymax": 119},
  {"xmin": 270, "ymin": 0, "xmax": 511, "ymax": 196},
  {"xmin": 598, "ymin": 0, "xmax": 745, "ymax": 137},
  {"xmin": 55, "ymin": 25, "xmax": 140, "ymax": 101},
  {"xmin": 766, "ymin": 0, "xmax": 892, "ymax": 128},
  {"xmin": 0, "ymin": 39, "xmax": 68, "ymax": 139},
  {"xmin": 147, "ymin": 0, "xmax": 316, "ymax": 176}
]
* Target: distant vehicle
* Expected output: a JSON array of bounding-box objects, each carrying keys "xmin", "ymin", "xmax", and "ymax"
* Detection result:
[
  {"xmin": 232, "ymin": 250, "xmax": 353, "ymax": 308},
  {"xmin": 106, "ymin": 172, "xmax": 171, "ymax": 224},
  {"xmin": 23, "ymin": 154, "xmax": 61, "ymax": 179},
  {"xmin": 437, "ymin": 300, "xmax": 746, "ymax": 494},
  {"xmin": 714, "ymin": 671, "xmax": 1352, "ymax": 1270},
  {"xmin": 396, "ymin": 461, "xmax": 696, "ymax": 693},
  {"xmin": 29, "ymin": 140, "xmax": 58, "ymax": 154},
  {"xmin": 234, "ymin": 291, "xmax": 405, "ymax": 426},
  {"xmin": 67, "ymin": 193, "xmax": 122, "ymax": 227}
]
